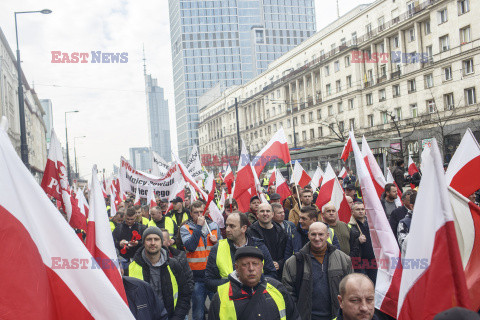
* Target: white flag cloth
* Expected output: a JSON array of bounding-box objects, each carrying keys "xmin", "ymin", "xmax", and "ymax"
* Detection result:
[
  {"xmin": 310, "ymin": 166, "xmax": 324, "ymax": 190},
  {"xmin": 186, "ymin": 145, "xmax": 205, "ymax": 181},
  {"xmin": 151, "ymin": 151, "xmax": 170, "ymax": 176}
]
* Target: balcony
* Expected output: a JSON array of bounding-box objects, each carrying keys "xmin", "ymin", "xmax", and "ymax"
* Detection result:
[{"xmin": 391, "ymin": 70, "xmax": 401, "ymax": 79}]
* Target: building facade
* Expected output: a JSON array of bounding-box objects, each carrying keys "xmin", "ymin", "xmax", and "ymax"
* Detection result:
[
  {"xmin": 145, "ymin": 73, "xmax": 171, "ymax": 162},
  {"xmin": 40, "ymin": 99, "xmax": 53, "ymax": 147},
  {"xmin": 129, "ymin": 147, "xmax": 152, "ymax": 172},
  {"xmin": 169, "ymin": 0, "xmax": 316, "ymax": 160},
  {"xmin": 199, "ymin": 0, "xmax": 480, "ymax": 173}
]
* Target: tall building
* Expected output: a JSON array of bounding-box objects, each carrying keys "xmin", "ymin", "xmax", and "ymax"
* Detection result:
[
  {"xmin": 145, "ymin": 68, "xmax": 171, "ymax": 162},
  {"xmin": 129, "ymin": 147, "xmax": 151, "ymax": 172},
  {"xmin": 40, "ymin": 99, "xmax": 53, "ymax": 146},
  {"xmin": 169, "ymin": 0, "xmax": 316, "ymax": 160}
]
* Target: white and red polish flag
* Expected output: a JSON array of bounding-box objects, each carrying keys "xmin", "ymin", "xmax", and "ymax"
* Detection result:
[
  {"xmin": 275, "ymin": 169, "xmax": 292, "ymax": 204},
  {"xmin": 315, "ymin": 162, "xmax": 351, "ymax": 223},
  {"xmin": 0, "ymin": 126, "xmax": 134, "ymax": 319},
  {"xmin": 268, "ymin": 166, "xmax": 276, "ymax": 189},
  {"xmin": 251, "ymin": 127, "xmax": 291, "ymax": 177},
  {"xmin": 407, "ymin": 155, "xmax": 419, "ymax": 176},
  {"xmin": 133, "ymin": 184, "xmax": 141, "ymax": 206},
  {"xmin": 85, "ymin": 165, "xmax": 128, "ymax": 304},
  {"xmin": 291, "ymin": 161, "xmax": 311, "ymax": 188},
  {"xmin": 350, "ymin": 131, "xmax": 403, "ymax": 318},
  {"xmin": 76, "ymin": 187, "xmax": 89, "ymax": 219},
  {"xmin": 109, "ymin": 192, "xmax": 117, "ymax": 218},
  {"xmin": 449, "ymin": 187, "xmax": 480, "ymax": 310},
  {"xmin": 218, "ymin": 189, "xmax": 227, "ymax": 211},
  {"xmin": 398, "ymin": 139, "xmax": 471, "ymax": 319},
  {"xmin": 386, "ymin": 168, "xmax": 403, "ymax": 207},
  {"xmin": 340, "ymin": 135, "xmax": 353, "ymax": 162},
  {"xmin": 361, "ymin": 136, "xmax": 386, "ymax": 198},
  {"xmin": 232, "ymin": 141, "xmax": 257, "ymax": 213},
  {"xmin": 41, "ymin": 130, "xmax": 86, "ymax": 230},
  {"xmin": 310, "ymin": 166, "xmax": 324, "ymax": 191},
  {"xmin": 224, "ymin": 163, "xmax": 234, "ymax": 194},
  {"xmin": 338, "ymin": 166, "xmax": 348, "ymax": 179},
  {"xmin": 446, "ymin": 128, "xmax": 480, "ymax": 198},
  {"xmin": 147, "ymin": 186, "xmax": 157, "ymax": 209}
]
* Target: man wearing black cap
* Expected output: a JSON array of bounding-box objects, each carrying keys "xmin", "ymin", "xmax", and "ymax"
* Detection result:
[
  {"xmin": 345, "ymin": 183, "xmax": 361, "ymax": 203},
  {"xmin": 166, "ymin": 196, "xmax": 189, "ymax": 227},
  {"xmin": 208, "ymin": 247, "xmax": 300, "ymax": 320},
  {"xmin": 158, "ymin": 198, "xmax": 169, "ymax": 215},
  {"xmin": 246, "ymin": 195, "xmax": 261, "ymax": 224},
  {"xmin": 128, "ymin": 226, "xmax": 193, "ymax": 320}
]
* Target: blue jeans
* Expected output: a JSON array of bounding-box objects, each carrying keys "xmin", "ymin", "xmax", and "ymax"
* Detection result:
[{"xmin": 191, "ymin": 281, "xmax": 213, "ymax": 320}]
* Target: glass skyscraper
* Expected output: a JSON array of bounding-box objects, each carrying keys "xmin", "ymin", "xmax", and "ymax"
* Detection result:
[{"xmin": 169, "ymin": 0, "xmax": 316, "ymax": 160}]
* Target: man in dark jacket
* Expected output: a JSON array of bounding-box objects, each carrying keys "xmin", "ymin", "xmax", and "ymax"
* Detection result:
[
  {"xmin": 349, "ymin": 202, "xmax": 377, "ymax": 285},
  {"xmin": 389, "ymin": 190, "xmax": 414, "ymax": 243},
  {"xmin": 335, "ymin": 273, "xmax": 379, "ymax": 320},
  {"xmin": 123, "ymin": 276, "xmax": 168, "ymax": 320},
  {"xmin": 392, "ymin": 160, "xmax": 405, "ymax": 192},
  {"xmin": 283, "ymin": 222, "xmax": 352, "ymax": 320},
  {"xmin": 113, "ymin": 208, "xmax": 147, "ymax": 261},
  {"xmin": 246, "ymin": 195, "xmax": 261, "ymax": 224},
  {"xmin": 272, "ymin": 203, "xmax": 295, "ymax": 258},
  {"xmin": 205, "ymin": 212, "xmax": 277, "ymax": 292},
  {"xmin": 248, "ymin": 203, "xmax": 289, "ymax": 278},
  {"xmin": 128, "ymin": 227, "xmax": 193, "ymax": 320},
  {"xmin": 208, "ymin": 247, "xmax": 300, "ymax": 320}
]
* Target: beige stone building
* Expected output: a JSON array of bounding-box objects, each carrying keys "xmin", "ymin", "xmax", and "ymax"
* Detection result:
[{"xmin": 199, "ymin": 0, "xmax": 480, "ymax": 173}]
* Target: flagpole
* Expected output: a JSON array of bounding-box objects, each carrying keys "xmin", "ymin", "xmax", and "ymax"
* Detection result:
[{"xmin": 289, "ymin": 161, "xmax": 302, "ymax": 209}]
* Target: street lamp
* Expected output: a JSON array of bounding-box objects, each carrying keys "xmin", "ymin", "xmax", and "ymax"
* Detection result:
[
  {"xmin": 65, "ymin": 110, "xmax": 79, "ymax": 184},
  {"xmin": 74, "ymin": 136, "xmax": 86, "ymax": 179},
  {"xmin": 14, "ymin": 9, "xmax": 52, "ymax": 168}
]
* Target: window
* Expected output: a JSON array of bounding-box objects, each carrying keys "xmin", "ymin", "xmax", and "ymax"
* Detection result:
[
  {"xmin": 366, "ymin": 23, "xmax": 372, "ymax": 36},
  {"xmin": 346, "ymin": 76, "xmax": 352, "ymax": 88},
  {"xmin": 352, "ymin": 32, "xmax": 357, "ymax": 44},
  {"xmin": 309, "ymin": 112, "xmax": 314, "ymax": 122},
  {"xmin": 310, "ymin": 129, "xmax": 315, "ymax": 140},
  {"xmin": 318, "ymin": 127, "xmax": 323, "ymax": 137},
  {"xmin": 410, "ymin": 104, "xmax": 418, "ymax": 117},
  {"xmin": 302, "ymin": 131, "xmax": 307, "ymax": 141},
  {"xmin": 424, "ymin": 74, "xmax": 434, "ymax": 88},
  {"xmin": 393, "ymin": 84, "xmax": 401, "ymax": 97},
  {"xmin": 395, "ymin": 107, "xmax": 402, "ymax": 120},
  {"xmin": 444, "ymin": 93, "xmax": 455, "ymax": 110},
  {"xmin": 301, "ymin": 114, "xmax": 306, "ymax": 124},
  {"xmin": 317, "ymin": 109, "xmax": 322, "ymax": 120},
  {"xmin": 338, "ymin": 102, "xmax": 343, "ymax": 113},
  {"xmin": 328, "ymin": 105, "xmax": 333, "ymax": 115},
  {"xmin": 378, "ymin": 16, "xmax": 385, "ymax": 31},
  {"xmin": 460, "ymin": 26, "xmax": 471, "ymax": 44},
  {"xmin": 408, "ymin": 79, "xmax": 416, "ymax": 93},
  {"xmin": 426, "ymin": 45, "xmax": 433, "ymax": 62},
  {"xmin": 381, "ymin": 111, "xmax": 389, "ymax": 124},
  {"xmin": 444, "ymin": 66, "xmax": 453, "ymax": 81},
  {"xmin": 255, "ymin": 30, "xmax": 264, "ymax": 44},
  {"xmin": 325, "ymin": 65, "xmax": 330, "ymax": 76},
  {"xmin": 439, "ymin": 35, "xmax": 450, "ymax": 52},
  {"xmin": 368, "ymin": 114, "xmax": 374, "ymax": 127},
  {"xmin": 334, "ymin": 61, "xmax": 340, "ymax": 72},
  {"xmin": 463, "ymin": 58, "xmax": 474, "ymax": 75},
  {"xmin": 438, "ymin": 8, "xmax": 448, "ymax": 24},
  {"xmin": 293, "ymin": 117, "xmax": 298, "ymax": 125},
  {"xmin": 407, "ymin": 1, "xmax": 415, "ymax": 16},
  {"xmin": 424, "ymin": 20, "xmax": 431, "ymax": 35},
  {"xmin": 348, "ymin": 98, "xmax": 354, "ymax": 110},
  {"xmin": 336, "ymin": 80, "xmax": 342, "ymax": 92},
  {"xmin": 345, "ymin": 55, "xmax": 350, "ymax": 67},
  {"xmin": 349, "ymin": 118, "xmax": 356, "ymax": 130},
  {"xmin": 326, "ymin": 84, "xmax": 331, "ymax": 96},
  {"xmin": 458, "ymin": 0, "xmax": 470, "ymax": 15},
  {"xmin": 409, "ymin": 28, "xmax": 416, "ymax": 42},
  {"xmin": 338, "ymin": 121, "xmax": 345, "ymax": 132},
  {"xmin": 465, "ymin": 87, "xmax": 476, "ymax": 105},
  {"xmin": 277, "ymin": 90, "xmax": 280, "ymax": 98},
  {"xmin": 427, "ymin": 99, "xmax": 436, "ymax": 113},
  {"xmin": 392, "ymin": 36, "xmax": 399, "ymax": 48},
  {"xmin": 380, "ymin": 65, "xmax": 387, "ymax": 77},
  {"xmin": 379, "ymin": 89, "xmax": 386, "ymax": 101},
  {"xmin": 366, "ymin": 93, "xmax": 373, "ymax": 105}
]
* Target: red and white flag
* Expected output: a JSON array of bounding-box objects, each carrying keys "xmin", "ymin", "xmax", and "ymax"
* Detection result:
[
  {"xmin": 147, "ymin": 187, "xmax": 157, "ymax": 209},
  {"xmin": 109, "ymin": 193, "xmax": 117, "ymax": 218},
  {"xmin": 386, "ymin": 168, "xmax": 403, "ymax": 207},
  {"xmin": 315, "ymin": 163, "xmax": 351, "ymax": 223},
  {"xmin": 445, "ymin": 128, "xmax": 480, "ymax": 198},
  {"xmin": 41, "ymin": 130, "xmax": 86, "ymax": 230},
  {"xmin": 0, "ymin": 126, "xmax": 134, "ymax": 319},
  {"xmin": 275, "ymin": 169, "xmax": 292, "ymax": 204},
  {"xmin": 75, "ymin": 187, "xmax": 89, "ymax": 219},
  {"xmin": 232, "ymin": 141, "xmax": 257, "ymax": 213},
  {"xmin": 133, "ymin": 184, "xmax": 141, "ymax": 206},
  {"xmin": 340, "ymin": 136, "xmax": 353, "ymax": 162},
  {"xmin": 338, "ymin": 167, "xmax": 347, "ymax": 179},
  {"xmin": 397, "ymin": 139, "xmax": 471, "ymax": 319},
  {"xmin": 268, "ymin": 166, "xmax": 276, "ymax": 189},
  {"xmin": 449, "ymin": 187, "xmax": 480, "ymax": 310},
  {"xmin": 85, "ymin": 165, "xmax": 128, "ymax": 304},
  {"xmin": 224, "ymin": 163, "xmax": 234, "ymax": 194},
  {"xmin": 310, "ymin": 166, "xmax": 324, "ymax": 191},
  {"xmin": 361, "ymin": 136, "xmax": 386, "ymax": 198},
  {"xmin": 407, "ymin": 155, "xmax": 419, "ymax": 176},
  {"xmin": 291, "ymin": 161, "xmax": 311, "ymax": 188},
  {"xmin": 350, "ymin": 131, "xmax": 403, "ymax": 318},
  {"xmin": 251, "ymin": 127, "xmax": 291, "ymax": 177}
]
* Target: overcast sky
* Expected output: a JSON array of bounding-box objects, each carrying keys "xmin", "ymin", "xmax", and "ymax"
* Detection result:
[{"xmin": 0, "ymin": 0, "xmax": 369, "ymax": 178}]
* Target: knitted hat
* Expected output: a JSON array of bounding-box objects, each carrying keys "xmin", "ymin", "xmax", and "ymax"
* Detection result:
[{"xmin": 142, "ymin": 226, "xmax": 163, "ymax": 244}]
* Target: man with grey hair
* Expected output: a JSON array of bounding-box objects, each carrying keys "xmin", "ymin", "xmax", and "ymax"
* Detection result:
[
  {"xmin": 283, "ymin": 222, "xmax": 352, "ymax": 320},
  {"xmin": 335, "ymin": 273, "xmax": 379, "ymax": 320}
]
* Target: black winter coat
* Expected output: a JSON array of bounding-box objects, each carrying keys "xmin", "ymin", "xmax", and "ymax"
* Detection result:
[
  {"xmin": 248, "ymin": 221, "xmax": 288, "ymax": 271},
  {"xmin": 113, "ymin": 222, "xmax": 147, "ymax": 260},
  {"xmin": 389, "ymin": 206, "xmax": 408, "ymax": 243},
  {"xmin": 129, "ymin": 249, "xmax": 193, "ymax": 320},
  {"xmin": 123, "ymin": 276, "xmax": 168, "ymax": 320},
  {"xmin": 392, "ymin": 166, "xmax": 405, "ymax": 192}
]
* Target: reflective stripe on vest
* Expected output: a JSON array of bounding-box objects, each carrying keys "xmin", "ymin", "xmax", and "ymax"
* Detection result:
[
  {"xmin": 171, "ymin": 212, "xmax": 189, "ymax": 225},
  {"xmin": 129, "ymin": 261, "xmax": 178, "ymax": 308},
  {"xmin": 148, "ymin": 217, "xmax": 176, "ymax": 238},
  {"xmin": 110, "ymin": 221, "xmax": 115, "ymax": 232},
  {"xmin": 185, "ymin": 224, "xmax": 217, "ymax": 270},
  {"xmin": 216, "ymin": 239, "xmax": 234, "ymax": 278},
  {"xmin": 217, "ymin": 282, "xmax": 286, "ymax": 320},
  {"xmin": 328, "ymin": 227, "xmax": 335, "ymax": 244}
]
